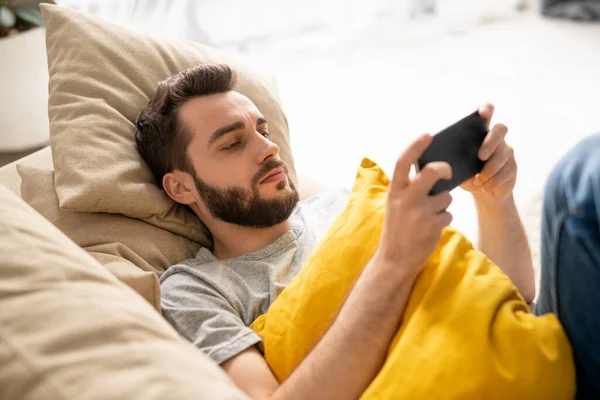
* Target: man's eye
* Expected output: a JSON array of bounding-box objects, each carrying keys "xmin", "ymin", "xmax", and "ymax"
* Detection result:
[
  {"xmin": 261, "ymin": 131, "xmax": 270, "ymax": 138},
  {"xmin": 223, "ymin": 142, "xmax": 240, "ymax": 151}
]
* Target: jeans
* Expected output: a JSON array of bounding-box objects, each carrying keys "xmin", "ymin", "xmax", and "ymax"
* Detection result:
[{"xmin": 535, "ymin": 134, "xmax": 600, "ymax": 399}]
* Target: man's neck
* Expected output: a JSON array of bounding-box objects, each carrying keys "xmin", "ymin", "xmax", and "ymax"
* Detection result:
[{"xmin": 208, "ymin": 219, "xmax": 294, "ymax": 260}]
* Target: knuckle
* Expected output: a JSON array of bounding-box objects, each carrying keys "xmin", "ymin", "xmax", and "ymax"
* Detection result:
[
  {"xmin": 427, "ymin": 163, "xmax": 449, "ymax": 179},
  {"xmin": 422, "ymin": 164, "xmax": 436, "ymax": 175},
  {"xmin": 395, "ymin": 156, "xmax": 404, "ymax": 167},
  {"xmin": 434, "ymin": 192, "xmax": 452, "ymax": 208},
  {"xmin": 388, "ymin": 194, "xmax": 407, "ymax": 209},
  {"xmin": 419, "ymin": 166, "xmax": 437, "ymax": 183},
  {"xmin": 441, "ymin": 165, "xmax": 452, "ymax": 180},
  {"xmin": 418, "ymin": 163, "xmax": 450, "ymax": 190},
  {"xmin": 394, "ymin": 158, "xmax": 406, "ymax": 173},
  {"xmin": 481, "ymin": 102, "xmax": 494, "ymax": 112},
  {"xmin": 439, "ymin": 216, "xmax": 451, "ymax": 229},
  {"xmin": 444, "ymin": 193, "xmax": 453, "ymax": 207}
]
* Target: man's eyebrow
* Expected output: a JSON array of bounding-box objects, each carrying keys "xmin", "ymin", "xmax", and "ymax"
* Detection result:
[
  {"xmin": 207, "ymin": 117, "xmax": 268, "ymax": 147},
  {"xmin": 257, "ymin": 117, "xmax": 268, "ymax": 126},
  {"xmin": 207, "ymin": 121, "xmax": 245, "ymax": 147}
]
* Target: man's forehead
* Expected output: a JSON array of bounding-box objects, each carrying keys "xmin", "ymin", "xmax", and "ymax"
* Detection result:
[
  {"xmin": 180, "ymin": 90, "xmax": 259, "ymax": 125},
  {"xmin": 180, "ymin": 91, "xmax": 265, "ymax": 150}
]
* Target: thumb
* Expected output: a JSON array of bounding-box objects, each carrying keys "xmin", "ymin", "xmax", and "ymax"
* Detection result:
[{"xmin": 390, "ymin": 133, "xmax": 433, "ymax": 193}]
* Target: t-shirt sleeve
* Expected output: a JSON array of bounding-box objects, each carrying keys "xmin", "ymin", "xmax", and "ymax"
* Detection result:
[{"xmin": 160, "ymin": 271, "xmax": 262, "ymax": 365}]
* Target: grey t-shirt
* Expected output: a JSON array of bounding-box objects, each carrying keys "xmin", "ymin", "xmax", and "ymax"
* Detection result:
[{"xmin": 160, "ymin": 188, "xmax": 349, "ymax": 365}]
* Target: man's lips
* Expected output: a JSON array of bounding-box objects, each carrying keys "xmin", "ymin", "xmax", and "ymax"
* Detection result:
[{"xmin": 259, "ymin": 167, "xmax": 286, "ymax": 184}]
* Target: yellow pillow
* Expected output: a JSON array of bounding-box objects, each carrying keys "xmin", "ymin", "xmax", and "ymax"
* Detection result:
[{"xmin": 251, "ymin": 158, "xmax": 575, "ymax": 399}]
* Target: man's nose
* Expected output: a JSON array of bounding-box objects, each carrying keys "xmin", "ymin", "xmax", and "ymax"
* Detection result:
[{"xmin": 257, "ymin": 134, "xmax": 280, "ymax": 164}]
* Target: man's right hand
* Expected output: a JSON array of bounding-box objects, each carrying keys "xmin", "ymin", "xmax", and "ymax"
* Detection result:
[{"xmin": 376, "ymin": 133, "xmax": 453, "ymax": 275}]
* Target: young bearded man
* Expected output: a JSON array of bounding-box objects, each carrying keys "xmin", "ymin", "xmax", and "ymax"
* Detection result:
[{"xmin": 134, "ymin": 64, "xmax": 598, "ymax": 399}]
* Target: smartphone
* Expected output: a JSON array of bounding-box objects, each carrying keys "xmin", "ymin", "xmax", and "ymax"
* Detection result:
[{"xmin": 417, "ymin": 110, "xmax": 488, "ymax": 195}]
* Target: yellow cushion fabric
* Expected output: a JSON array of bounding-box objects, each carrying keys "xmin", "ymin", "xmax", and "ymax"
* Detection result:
[
  {"xmin": 251, "ymin": 158, "xmax": 575, "ymax": 399},
  {"xmin": 42, "ymin": 4, "xmax": 296, "ymax": 244}
]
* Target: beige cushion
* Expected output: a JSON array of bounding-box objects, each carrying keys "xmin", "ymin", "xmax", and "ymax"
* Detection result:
[
  {"xmin": 0, "ymin": 183, "xmax": 247, "ymax": 400},
  {"xmin": 89, "ymin": 252, "xmax": 161, "ymax": 310},
  {"xmin": 43, "ymin": 4, "xmax": 296, "ymax": 245},
  {"xmin": 0, "ymin": 147, "xmax": 52, "ymax": 195},
  {"xmin": 18, "ymin": 164, "xmax": 203, "ymax": 309}
]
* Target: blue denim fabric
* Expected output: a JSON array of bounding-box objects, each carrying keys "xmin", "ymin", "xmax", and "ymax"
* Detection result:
[{"xmin": 535, "ymin": 134, "xmax": 600, "ymax": 399}]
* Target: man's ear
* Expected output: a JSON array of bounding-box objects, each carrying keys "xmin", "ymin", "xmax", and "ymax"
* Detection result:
[{"xmin": 162, "ymin": 170, "xmax": 197, "ymax": 205}]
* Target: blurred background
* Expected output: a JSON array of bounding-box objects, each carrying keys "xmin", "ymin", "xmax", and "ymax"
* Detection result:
[{"xmin": 1, "ymin": 0, "xmax": 600, "ymax": 271}]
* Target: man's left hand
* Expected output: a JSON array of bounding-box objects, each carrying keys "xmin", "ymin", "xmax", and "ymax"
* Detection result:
[{"xmin": 460, "ymin": 103, "xmax": 517, "ymax": 203}]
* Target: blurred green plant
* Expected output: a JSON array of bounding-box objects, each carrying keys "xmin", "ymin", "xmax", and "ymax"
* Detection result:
[{"xmin": 0, "ymin": 0, "xmax": 53, "ymax": 38}]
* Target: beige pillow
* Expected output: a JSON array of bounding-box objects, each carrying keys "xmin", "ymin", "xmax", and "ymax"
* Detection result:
[
  {"xmin": 89, "ymin": 252, "xmax": 161, "ymax": 310},
  {"xmin": 18, "ymin": 164, "xmax": 203, "ymax": 308},
  {"xmin": 0, "ymin": 183, "xmax": 248, "ymax": 400},
  {"xmin": 43, "ymin": 4, "xmax": 297, "ymax": 243}
]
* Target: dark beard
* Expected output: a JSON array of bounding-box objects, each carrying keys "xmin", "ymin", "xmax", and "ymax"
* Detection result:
[{"xmin": 193, "ymin": 160, "xmax": 299, "ymax": 228}]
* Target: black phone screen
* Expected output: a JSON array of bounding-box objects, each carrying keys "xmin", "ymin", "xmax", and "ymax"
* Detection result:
[{"xmin": 417, "ymin": 110, "xmax": 488, "ymax": 195}]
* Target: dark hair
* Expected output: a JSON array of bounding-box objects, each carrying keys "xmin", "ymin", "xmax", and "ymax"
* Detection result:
[{"xmin": 134, "ymin": 64, "xmax": 236, "ymax": 189}]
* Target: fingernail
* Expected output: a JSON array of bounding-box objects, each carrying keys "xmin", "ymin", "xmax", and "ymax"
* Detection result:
[
  {"xmin": 473, "ymin": 177, "xmax": 481, "ymax": 187},
  {"xmin": 479, "ymin": 149, "xmax": 488, "ymax": 160}
]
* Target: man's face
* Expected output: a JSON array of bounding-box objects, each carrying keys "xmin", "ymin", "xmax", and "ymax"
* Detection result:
[{"xmin": 178, "ymin": 91, "xmax": 298, "ymax": 228}]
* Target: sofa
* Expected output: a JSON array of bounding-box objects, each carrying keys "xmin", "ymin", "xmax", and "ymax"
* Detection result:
[
  {"xmin": 0, "ymin": 150, "xmax": 252, "ymax": 399},
  {"xmin": 0, "ymin": 146, "xmax": 323, "ymax": 400},
  {"xmin": 0, "ymin": 3, "xmax": 329, "ymax": 399}
]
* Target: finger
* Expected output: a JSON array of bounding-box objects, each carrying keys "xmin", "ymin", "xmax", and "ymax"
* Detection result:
[
  {"xmin": 390, "ymin": 133, "xmax": 433, "ymax": 192},
  {"xmin": 411, "ymin": 162, "xmax": 452, "ymax": 196},
  {"xmin": 478, "ymin": 103, "xmax": 495, "ymax": 130},
  {"xmin": 477, "ymin": 144, "xmax": 513, "ymax": 184},
  {"xmin": 427, "ymin": 191, "xmax": 453, "ymax": 213},
  {"xmin": 478, "ymin": 124, "xmax": 508, "ymax": 161},
  {"xmin": 434, "ymin": 211, "xmax": 453, "ymax": 229},
  {"xmin": 460, "ymin": 177, "xmax": 480, "ymax": 192},
  {"xmin": 481, "ymin": 159, "xmax": 517, "ymax": 192}
]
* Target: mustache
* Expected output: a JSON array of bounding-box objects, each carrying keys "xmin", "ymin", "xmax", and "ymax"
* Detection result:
[{"xmin": 253, "ymin": 159, "xmax": 287, "ymax": 185}]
